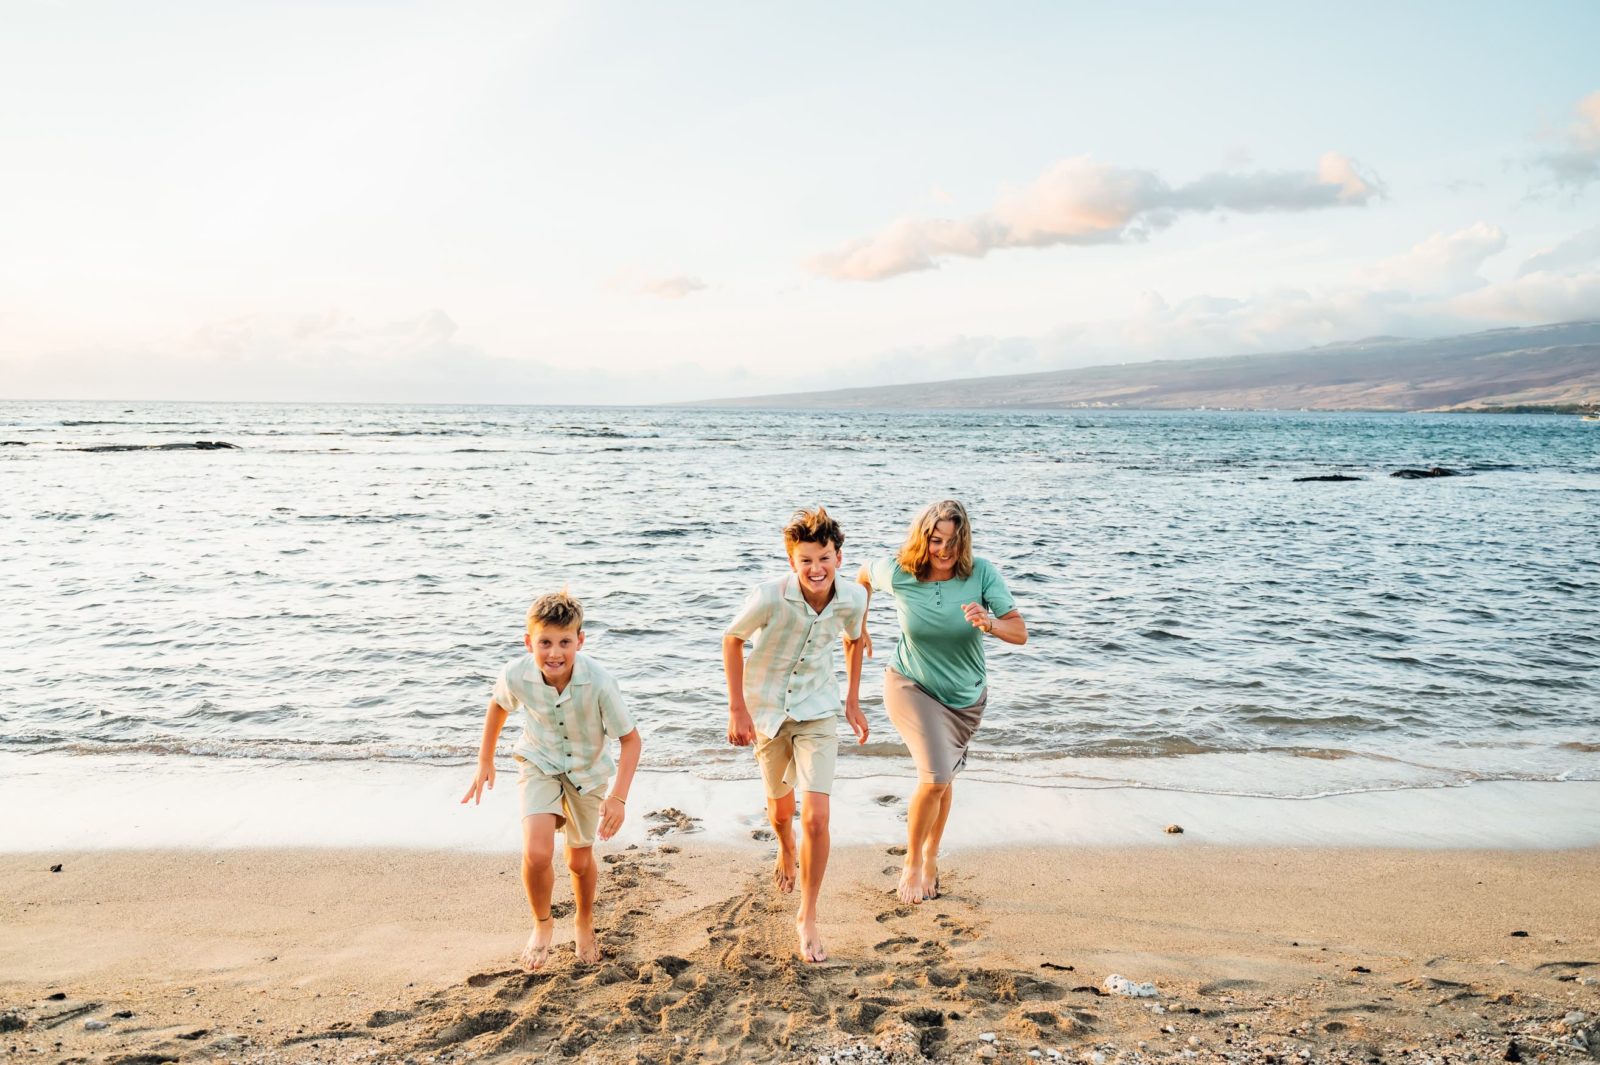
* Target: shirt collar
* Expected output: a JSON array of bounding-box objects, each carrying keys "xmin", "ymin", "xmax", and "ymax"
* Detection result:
[
  {"xmin": 525, "ymin": 652, "xmax": 591, "ymax": 692},
  {"xmin": 785, "ymin": 574, "xmax": 837, "ymax": 612}
]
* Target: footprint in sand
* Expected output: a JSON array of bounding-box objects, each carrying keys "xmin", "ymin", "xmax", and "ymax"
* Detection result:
[
  {"xmin": 874, "ymin": 935, "xmax": 918, "ymax": 953},
  {"xmin": 751, "ymin": 828, "xmax": 775, "ymax": 841}
]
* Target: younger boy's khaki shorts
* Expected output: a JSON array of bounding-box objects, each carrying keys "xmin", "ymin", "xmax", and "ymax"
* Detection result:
[
  {"xmin": 516, "ymin": 759, "xmax": 605, "ymax": 848},
  {"xmin": 754, "ymin": 715, "xmax": 838, "ymax": 798}
]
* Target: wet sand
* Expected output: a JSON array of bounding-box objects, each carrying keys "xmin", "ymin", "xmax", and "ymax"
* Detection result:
[{"xmin": 4, "ymin": 834, "xmax": 1598, "ymax": 1063}]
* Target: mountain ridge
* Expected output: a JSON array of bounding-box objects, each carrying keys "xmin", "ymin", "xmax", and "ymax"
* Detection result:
[{"xmin": 692, "ymin": 320, "xmax": 1600, "ymax": 411}]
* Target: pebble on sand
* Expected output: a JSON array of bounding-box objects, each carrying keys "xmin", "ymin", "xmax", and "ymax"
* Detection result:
[
  {"xmin": 49, "ymin": 864, "xmax": 62, "ymax": 873},
  {"xmin": 1164, "ymin": 824, "xmax": 1184, "ymax": 834}
]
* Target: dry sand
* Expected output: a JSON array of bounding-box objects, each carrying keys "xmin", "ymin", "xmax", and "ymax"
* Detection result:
[{"xmin": 4, "ymin": 828, "xmax": 1598, "ymax": 1064}]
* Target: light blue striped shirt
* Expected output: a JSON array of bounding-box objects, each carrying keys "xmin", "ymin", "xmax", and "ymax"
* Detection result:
[
  {"xmin": 492, "ymin": 653, "xmax": 635, "ymax": 793},
  {"xmin": 726, "ymin": 575, "xmax": 868, "ymax": 739}
]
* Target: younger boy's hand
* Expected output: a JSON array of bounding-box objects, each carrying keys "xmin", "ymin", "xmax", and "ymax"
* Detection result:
[
  {"xmin": 727, "ymin": 705, "xmax": 756, "ymax": 746},
  {"xmin": 845, "ymin": 700, "xmax": 870, "ymax": 745},
  {"xmin": 598, "ymin": 796, "xmax": 626, "ymax": 841},
  {"xmin": 460, "ymin": 761, "xmax": 495, "ymax": 805}
]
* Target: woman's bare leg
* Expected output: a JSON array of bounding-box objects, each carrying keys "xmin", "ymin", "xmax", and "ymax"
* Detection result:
[{"xmin": 899, "ymin": 781, "xmax": 950, "ymax": 904}]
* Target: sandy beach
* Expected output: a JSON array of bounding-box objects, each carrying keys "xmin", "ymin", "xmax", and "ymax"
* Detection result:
[{"xmin": 5, "ymin": 830, "xmax": 1598, "ymax": 1064}]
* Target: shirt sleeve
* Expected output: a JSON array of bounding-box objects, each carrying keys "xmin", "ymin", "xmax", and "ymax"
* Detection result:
[
  {"xmin": 979, "ymin": 559, "xmax": 1017, "ymax": 618},
  {"xmin": 597, "ymin": 673, "xmax": 635, "ymax": 738},
  {"xmin": 864, "ymin": 556, "xmax": 899, "ymax": 599},
  {"xmin": 839, "ymin": 582, "xmax": 868, "ymax": 639},
  {"xmin": 490, "ymin": 661, "xmax": 520, "ymax": 713},
  {"xmin": 725, "ymin": 584, "xmax": 772, "ymax": 641}
]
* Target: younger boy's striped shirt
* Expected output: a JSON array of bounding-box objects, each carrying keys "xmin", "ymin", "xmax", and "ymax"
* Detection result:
[
  {"xmin": 726, "ymin": 575, "xmax": 868, "ymax": 739},
  {"xmin": 492, "ymin": 652, "xmax": 634, "ymax": 793}
]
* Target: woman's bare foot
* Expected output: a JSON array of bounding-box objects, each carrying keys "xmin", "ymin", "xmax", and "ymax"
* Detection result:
[
  {"xmin": 897, "ymin": 860, "xmax": 926, "ymax": 904},
  {"xmin": 921, "ymin": 856, "xmax": 940, "ymax": 899},
  {"xmin": 772, "ymin": 833, "xmax": 797, "ymax": 894},
  {"xmin": 574, "ymin": 919, "xmax": 601, "ymax": 965},
  {"xmin": 519, "ymin": 917, "xmax": 555, "ymax": 971},
  {"xmin": 796, "ymin": 916, "xmax": 827, "ymax": 963}
]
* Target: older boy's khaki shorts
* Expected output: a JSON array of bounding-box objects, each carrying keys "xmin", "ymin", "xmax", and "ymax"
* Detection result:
[
  {"xmin": 516, "ymin": 759, "xmax": 605, "ymax": 848},
  {"xmin": 754, "ymin": 715, "xmax": 838, "ymax": 798}
]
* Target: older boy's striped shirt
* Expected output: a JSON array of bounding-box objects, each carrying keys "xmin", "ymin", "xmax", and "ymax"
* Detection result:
[
  {"xmin": 492, "ymin": 652, "xmax": 634, "ymax": 793},
  {"xmin": 726, "ymin": 575, "xmax": 868, "ymax": 739}
]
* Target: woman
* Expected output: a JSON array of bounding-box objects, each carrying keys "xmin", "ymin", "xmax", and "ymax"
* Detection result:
[{"xmin": 857, "ymin": 500, "xmax": 1026, "ymax": 904}]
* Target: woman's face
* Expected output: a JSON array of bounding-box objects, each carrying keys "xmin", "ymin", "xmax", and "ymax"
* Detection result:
[{"xmin": 927, "ymin": 519, "xmax": 959, "ymax": 578}]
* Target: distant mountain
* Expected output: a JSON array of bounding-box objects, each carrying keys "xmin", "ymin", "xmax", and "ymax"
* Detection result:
[{"xmin": 694, "ymin": 321, "xmax": 1600, "ymax": 411}]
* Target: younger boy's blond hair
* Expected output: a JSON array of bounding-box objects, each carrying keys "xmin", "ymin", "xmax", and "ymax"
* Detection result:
[
  {"xmin": 783, "ymin": 505, "xmax": 845, "ymax": 553},
  {"xmin": 526, "ymin": 590, "xmax": 584, "ymax": 632}
]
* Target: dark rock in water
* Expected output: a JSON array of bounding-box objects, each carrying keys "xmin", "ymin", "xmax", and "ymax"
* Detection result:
[
  {"xmin": 1391, "ymin": 466, "xmax": 1459, "ymax": 479},
  {"xmin": 1, "ymin": 441, "xmax": 27, "ymax": 446},
  {"xmin": 76, "ymin": 440, "xmax": 241, "ymax": 453},
  {"xmin": 1293, "ymin": 474, "xmax": 1363, "ymax": 482}
]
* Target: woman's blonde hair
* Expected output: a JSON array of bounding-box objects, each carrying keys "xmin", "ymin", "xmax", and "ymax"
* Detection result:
[{"xmin": 896, "ymin": 499, "xmax": 973, "ymax": 580}]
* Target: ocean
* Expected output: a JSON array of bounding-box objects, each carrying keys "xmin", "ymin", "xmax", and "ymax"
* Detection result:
[{"xmin": 3, "ymin": 400, "xmax": 1596, "ymax": 801}]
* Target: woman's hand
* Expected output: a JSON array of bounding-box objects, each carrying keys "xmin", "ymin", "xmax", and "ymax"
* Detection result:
[{"xmin": 961, "ymin": 602, "xmax": 993, "ymax": 632}]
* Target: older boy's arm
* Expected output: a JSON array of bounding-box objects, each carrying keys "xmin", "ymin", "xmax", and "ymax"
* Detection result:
[
  {"xmin": 843, "ymin": 621, "xmax": 869, "ymax": 744},
  {"xmin": 599, "ymin": 729, "xmax": 642, "ymax": 841},
  {"xmin": 722, "ymin": 634, "xmax": 756, "ymax": 746},
  {"xmin": 461, "ymin": 698, "xmax": 508, "ymax": 804}
]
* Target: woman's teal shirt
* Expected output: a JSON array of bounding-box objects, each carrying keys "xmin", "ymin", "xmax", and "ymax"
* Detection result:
[{"xmin": 864, "ymin": 556, "xmax": 1016, "ymax": 709}]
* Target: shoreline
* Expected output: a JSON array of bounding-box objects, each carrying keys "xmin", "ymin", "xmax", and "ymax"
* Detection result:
[
  {"xmin": 4, "ymin": 842, "xmax": 1597, "ymax": 1063},
  {"xmin": 4, "ymin": 752, "xmax": 1600, "ymax": 852}
]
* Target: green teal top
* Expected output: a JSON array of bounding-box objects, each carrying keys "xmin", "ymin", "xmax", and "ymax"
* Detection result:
[{"xmin": 864, "ymin": 556, "xmax": 1016, "ymax": 708}]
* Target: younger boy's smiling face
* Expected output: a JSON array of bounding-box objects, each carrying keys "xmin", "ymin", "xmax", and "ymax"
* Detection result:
[
  {"xmin": 788, "ymin": 540, "xmax": 841, "ymax": 603},
  {"xmin": 525, "ymin": 622, "xmax": 584, "ymax": 686}
]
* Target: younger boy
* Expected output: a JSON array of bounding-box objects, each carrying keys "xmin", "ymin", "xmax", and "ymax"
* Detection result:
[
  {"xmin": 462, "ymin": 591, "xmax": 642, "ymax": 971},
  {"xmin": 723, "ymin": 506, "xmax": 869, "ymax": 963}
]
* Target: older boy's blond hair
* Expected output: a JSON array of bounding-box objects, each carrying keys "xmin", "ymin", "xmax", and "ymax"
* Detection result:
[
  {"xmin": 526, "ymin": 590, "xmax": 584, "ymax": 632},
  {"xmin": 783, "ymin": 505, "xmax": 845, "ymax": 553},
  {"xmin": 897, "ymin": 499, "xmax": 974, "ymax": 580}
]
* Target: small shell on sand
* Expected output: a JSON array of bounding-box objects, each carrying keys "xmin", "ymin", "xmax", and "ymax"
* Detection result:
[{"xmin": 1164, "ymin": 824, "xmax": 1184, "ymax": 834}]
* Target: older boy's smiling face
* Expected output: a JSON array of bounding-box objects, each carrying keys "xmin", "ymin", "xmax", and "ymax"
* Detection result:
[
  {"xmin": 525, "ymin": 622, "xmax": 584, "ymax": 686},
  {"xmin": 788, "ymin": 541, "xmax": 841, "ymax": 604}
]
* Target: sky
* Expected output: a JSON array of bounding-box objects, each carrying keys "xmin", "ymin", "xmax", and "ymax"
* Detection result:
[{"xmin": 3, "ymin": 1, "xmax": 1599, "ymax": 405}]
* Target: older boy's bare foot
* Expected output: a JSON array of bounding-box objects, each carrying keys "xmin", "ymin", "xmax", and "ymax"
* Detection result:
[
  {"xmin": 772, "ymin": 834, "xmax": 797, "ymax": 894},
  {"xmin": 796, "ymin": 916, "xmax": 827, "ymax": 963},
  {"xmin": 897, "ymin": 861, "xmax": 925, "ymax": 904},
  {"xmin": 519, "ymin": 917, "xmax": 554, "ymax": 972},
  {"xmin": 574, "ymin": 920, "xmax": 601, "ymax": 965}
]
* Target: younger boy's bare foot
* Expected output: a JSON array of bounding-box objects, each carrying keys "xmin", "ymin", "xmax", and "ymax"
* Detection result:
[
  {"xmin": 574, "ymin": 920, "xmax": 601, "ymax": 965},
  {"xmin": 897, "ymin": 861, "xmax": 926, "ymax": 904},
  {"xmin": 519, "ymin": 917, "xmax": 555, "ymax": 972},
  {"xmin": 796, "ymin": 916, "xmax": 827, "ymax": 963},
  {"xmin": 772, "ymin": 834, "xmax": 797, "ymax": 894}
]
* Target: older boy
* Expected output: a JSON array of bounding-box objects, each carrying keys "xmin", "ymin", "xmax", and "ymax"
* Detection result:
[
  {"xmin": 723, "ymin": 506, "xmax": 869, "ymax": 963},
  {"xmin": 462, "ymin": 591, "xmax": 642, "ymax": 971}
]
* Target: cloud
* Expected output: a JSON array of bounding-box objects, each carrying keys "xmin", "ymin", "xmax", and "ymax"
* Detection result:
[
  {"xmin": 5, "ymin": 309, "xmax": 720, "ymax": 404},
  {"xmin": 1360, "ymin": 222, "xmax": 1506, "ymax": 294},
  {"xmin": 1530, "ymin": 89, "xmax": 1600, "ymax": 193},
  {"xmin": 808, "ymin": 152, "xmax": 1384, "ymax": 282},
  {"xmin": 824, "ymin": 224, "xmax": 1600, "ymax": 389},
  {"xmin": 609, "ymin": 271, "xmax": 708, "ymax": 299},
  {"xmin": 1518, "ymin": 226, "xmax": 1600, "ymax": 276}
]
